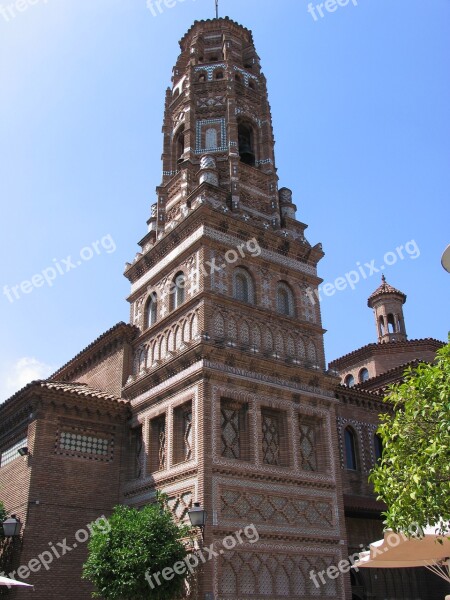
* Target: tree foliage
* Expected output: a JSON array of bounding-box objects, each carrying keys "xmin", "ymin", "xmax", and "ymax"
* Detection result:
[
  {"xmin": 83, "ymin": 496, "xmax": 191, "ymax": 600},
  {"xmin": 370, "ymin": 340, "xmax": 450, "ymax": 535}
]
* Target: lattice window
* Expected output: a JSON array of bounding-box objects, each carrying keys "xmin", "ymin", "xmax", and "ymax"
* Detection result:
[
  {"xmin": 146, "ymin": 292, "xmax": 158, "ymax": 328},
  {"xmin": 276, "ymin": 282, "xmax": 295, "ymax": 316},
  {"xmin": 265, "ymin": 329, "xmax": 274, "ymax": 352},
  {"xmin": 134, "ymin": 345, "xmax": 148, "ymax": 374},
  {"xmin": 150, "ymin": 415, "xmax": 166, "ymax": 472},
  {"xmin": 233, "ymin": 267, "xmax": 255, "ymax": 303},
  {"xmin": 227, "ymin": 318, "xmax": 237, "ymax": 341},
  {"xmin": 174, "ymin": 402, "xmax": 193, "ymax": 464},
  {"xmin": 158, "ymin": 419, "xmax": 166, "ymax": 470},
  {"xmin": 240, "ymin": 321, "xmax": 250, "ymax": 345},
  {"xmin": 261, "ymin": 410, "xmax": 289, "ymax": 467},
  {"xmin": 129, "ymin": 426, "xmax": 143, "ymax": 478},
  {"xmin": 56, "ymin": 427, "xmax": 114, "ymax": 464},
  {"xmin": 214, "ymin": 312, "xmax": 225, "ymax": 339},
  {"xmin": 171, "ymin": 271, "xmax": 185, "ymax": 311},
  {"xmin": 183, "ymin": 410, "xmax": 193, "ymax": 460},
  {"xmin": 307, "ymin": 339, "xmax": 318, "ymax": 365},
  {"xmin": 275, "ymin": 332, "xmax": 284, "ymax": 355},
  {"xmin": 205, "ymin": 127, "xmax": 218, "ymax": 149},
  {"xmin": 262, "ymin": 412, "xmax": 280, "ymax": 465},
  {"xmin": 299, "ymin": 418, "xmax": 319, "ymax": 471},
  {"xmin": 61, "ymin": 432, "xmax": 109, "ymax": 456},
  {"xmin": 221, "ymin": 399, "xmax": 248, "ymax": 460},
  {"xmin": 0, "ymin": 437, "xmax": 27, "ymax": 468}
]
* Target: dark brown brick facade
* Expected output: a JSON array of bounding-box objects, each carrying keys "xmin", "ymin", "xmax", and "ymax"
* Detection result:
[{"xmin": 1, "ymin": 16, "xmax": 447, "ymax": 600}]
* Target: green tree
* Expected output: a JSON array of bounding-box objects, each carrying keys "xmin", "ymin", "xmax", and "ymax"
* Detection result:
[
  {"xmin": 370, "ymin": 339, "xmax": 450, "ymax": 535},
  {"xmin": 83, "ymin": 496, "xmax": 192, "ymax": 599}
]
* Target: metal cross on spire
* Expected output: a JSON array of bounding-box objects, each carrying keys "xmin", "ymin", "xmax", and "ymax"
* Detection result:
[{"xmin": 215, "ymin": 0, "xmax": 219, "ymax": 18}]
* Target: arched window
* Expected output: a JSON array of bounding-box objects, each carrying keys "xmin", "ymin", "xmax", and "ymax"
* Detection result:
[
  {"xmin": 171, "ymin": 271, "xmax": 185, "ymax": 311},
  {"xmin": 145, "ymin": 293, "xmax": 158, "ymax": 328},
  {"xmin": 387, "ymin": 313, "xmax": 396, "ymax": 334},
  {"xmin": 205, "ymin": 128, "xmax": 218, "ymax": 150},
  {"xmin": 238, "ymin": 122, "xmax": 256, "ymax": 166},
  {"xmin": 374, "ymin": 434, "xmax": 383, "ymax": 462},
  {"xmin": 198, "ymin": 73, "xmax": 206, "ymax": 83},
  {"xmin": 175, "ymin": 125, "xmax": 185, "ymax": 163},
  {"xmin": 359, "ymin": 368, "xmax": 369, "ymax": 383},
  {"xmin": 344, "ymin": 427, "xmax": 358, "ymax": 470},
  {"xmin": 379, "ymin": 316, "xmax": 385, "ymax": 336},
  {"xmin": 248, "ymin": 80, "xmax": 256, "ymax": 90},
  {"xmin": 235, "ymin": 73, "xmax": 242, "ymax": 83},
  {"xmin": 345, "ymin": 374, "xmax": 355, "ymax": 388},
  {"xmin": 233, "ymin": 268, "xmax": 255, "ymax": 304},
  {"xmin": 134, "ymin": 346, "xmax": 147, "ymax": 375},
  {"xmin": 276, "ymin": 282, "xmax": 294, "ymax": 316},
  {"xmin": 215, "ymin": 71, "xmax": 224, "ymax": 80}
]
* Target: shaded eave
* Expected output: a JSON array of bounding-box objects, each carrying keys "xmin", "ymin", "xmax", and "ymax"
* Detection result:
[
  {"xmin": 0, "ymin": 380, "xmax": 129, "ymax": 434},
  {"xmin": 329, "ymin": 338, "xmax": 445, "ymax": 371}
]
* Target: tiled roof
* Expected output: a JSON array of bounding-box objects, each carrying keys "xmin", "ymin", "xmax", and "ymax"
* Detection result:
[
  {"xmin": 49, "ymin": 322, "xmax": 138, "ymax": 381},
  {"xmin": 367, "ymin": 275, "xmax": 406, "ymax": 307},
  {"xmin": 1, "ymin": 380, "xmax": 127, "ymax": 408},
  {"xmin": 329, "ymin": 338, "xmax": 444, "ymax": 369}
]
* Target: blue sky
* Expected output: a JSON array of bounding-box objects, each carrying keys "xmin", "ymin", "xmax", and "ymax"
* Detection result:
[{"xmin": 0, "ymin": 0, "xmax": 449, "ymax": 401}]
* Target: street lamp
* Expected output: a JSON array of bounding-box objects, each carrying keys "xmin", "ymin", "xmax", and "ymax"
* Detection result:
[
  {"xmin": 442, "ymin": 245, "xmax": 450, "ymax": 273},
  {"xmin": 2, "ymin": 514, "xmax": 22, "ymax": 537},
  {"xmin": 188, "ymin": 502, "xmax": 207, "ymax": 541}
]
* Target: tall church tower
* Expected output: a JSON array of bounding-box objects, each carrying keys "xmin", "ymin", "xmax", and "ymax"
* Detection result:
[{"xmin": 124, "ymin": 17, "xmax": 347, "ymax": 599}]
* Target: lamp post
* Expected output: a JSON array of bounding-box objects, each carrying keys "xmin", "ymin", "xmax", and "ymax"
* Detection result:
[
  {"xmin": 442, "ymin": 245, "xmax": 450, "ymax": 273},
  {"xmin": 188, "ymin": 502, "xmax": 207, "ymax": 541},
  {"xmin": 2, "ymin": 515, "xmax": 22, "ymax": 538}
]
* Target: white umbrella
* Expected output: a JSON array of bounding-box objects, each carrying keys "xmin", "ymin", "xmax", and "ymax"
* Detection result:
[
  {"xmin": 352, "ymin": 526, "xmax": 450, "ymax": 585},
  {"xmin": 0, "ymin": 575, "xmax": 33, "ymax": 588}
]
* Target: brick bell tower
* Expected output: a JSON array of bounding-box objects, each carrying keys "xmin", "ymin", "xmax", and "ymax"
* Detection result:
[{"xmin": 123, "ymin": 17, "xmax": 348, "ymax": 600}]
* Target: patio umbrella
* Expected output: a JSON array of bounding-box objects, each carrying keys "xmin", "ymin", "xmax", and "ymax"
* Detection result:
[
  {"xmin": 352, "ymin": 526, "xmax": 450, "ymax": 585},
  {"xmin": 0, "ymin": 575, "xmax": 33, "ymax": 588}
]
